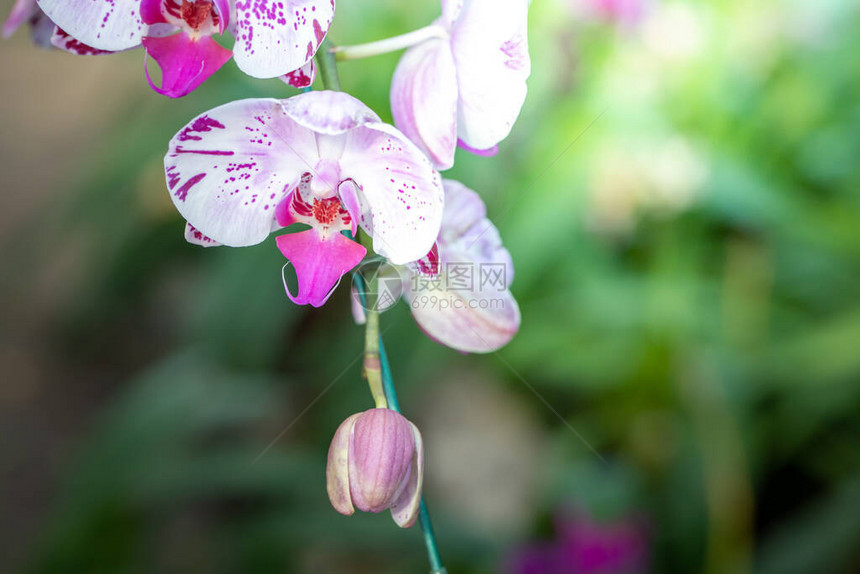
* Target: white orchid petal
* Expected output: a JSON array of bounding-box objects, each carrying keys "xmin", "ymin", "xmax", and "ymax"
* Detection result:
[
  {"xmin": 451, "ymin": 0, "xmax": 530, "ymax": 150},
  {"xmin": 391, "ymin": 38, "xmax": 458, "ymax": 170},
  {"xmin": 233, "ymin": 0, "xmax": 334, "ymax": 78},
  {"xmin": 37, "ymin": 0, "xmax": 144, "ymax": 51},
  {"xmin": 164, "ymin": 98, "xmax": 318, "ymax": 247}
]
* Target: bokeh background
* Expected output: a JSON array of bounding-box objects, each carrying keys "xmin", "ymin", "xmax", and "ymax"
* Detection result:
[{"xmin": 2, "ymin": 0, "xmax": 859, "ymax": 572}]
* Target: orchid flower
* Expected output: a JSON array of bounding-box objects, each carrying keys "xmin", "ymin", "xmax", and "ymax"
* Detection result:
[
  {"xmin": 164, "ymin": 90, "xmax": 444, "ymax": 307},
  {"xmin": 390, "ymin": 0, "xmax": 530, "ymax": 170},
  {"xmin": 34, "ymin": 0, "xmax": 333, "ymax": 97},
  {"xmin": 353, "ymin": 179, "xmax": 520, "ymax": 353}
]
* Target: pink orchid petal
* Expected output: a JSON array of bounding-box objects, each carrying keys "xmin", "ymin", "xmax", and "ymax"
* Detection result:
[
  {"xmin": 391, "ymin": 38, "xmax": 458, "ymax": 170},
  {"xmin": 233, "ymin": 0, "xmax": 334, "ymax": 79},
  {"xmin": 165, "ymin": 98, "xmax": 319, "ymax": 247},
  {"xmin": 338, "ymin": 122, "xmax": 444, "ymax": 265},
  {"xmin": 451, "ymin": 0, "xmax": 530, "ymax": 150},
  {"xmin": 184, "ymin": 222, "xmax": 221, "ymax": 247},
  {"xmin": 212, "ymin": 0, "xmax": 230, "ymax": 33},
  {"xmin": 139, "ymin": 0, "xmax": 167, "ymax": 25},
  {"xmin": 143, "ymin": 32, "xmax": 232, "ymax": 98},
  {"xmin": 51, "ymin": 28, "xmax": 114, "ymax": 55},
  {"xmin": 281, "ymin": 59, "xmax": 316, "ymax": 88},
  {"xmin": 406, "ymin": 179, "xmax": 520, "ymax": 353},
  {"xmin": 276, "ymin": 228, "xmax": 366, "ymax": 307},
  {"xmin": 389, "ymin": 422, "xmax": 423, "ymax": 528},
  {"xmin": 37, "ymin": 0, "xmax": 145, "ymax": 51},
  {"xmin": 3, "ymin": 0, "xmax": 37, "ymax": 38},
  {"xmin": 326, "ymin": 412, "xmax": 360, "ymax": 516}
]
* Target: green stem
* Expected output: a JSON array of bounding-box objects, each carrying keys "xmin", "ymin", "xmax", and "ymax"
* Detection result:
[
  {"xmin": 333, "ymin": 25, "xmax": 448, "ymax": 61},
  {"xmin": 315, "ymin": 37, "xmax": 341, "ymax": 91},
  {"xmin": 354, "ymin": 272, "xmax": 447, "ymax": 574}
]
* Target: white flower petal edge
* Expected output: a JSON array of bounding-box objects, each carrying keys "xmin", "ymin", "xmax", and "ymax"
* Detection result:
[{"xmin": 37, "ymin": 0, "xmax": 145, "ymax": 51}]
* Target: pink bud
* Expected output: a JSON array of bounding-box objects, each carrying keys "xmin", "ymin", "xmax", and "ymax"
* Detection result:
[{"xmin": 326, "ymin": 408, "xmax": 424, "ymax": 528}]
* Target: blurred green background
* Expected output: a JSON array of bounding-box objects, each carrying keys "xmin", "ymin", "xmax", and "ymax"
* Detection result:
[{"xmin": 1, "ymin": 0, "xmax": 859, "ymax": 572}]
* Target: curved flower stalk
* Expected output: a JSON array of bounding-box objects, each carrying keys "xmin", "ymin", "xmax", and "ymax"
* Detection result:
[
  {"xmin": 353, "ymin": 179, "xmax": 520, "ymax": 353},
  {"xmin": 164, "ymin": 90, "xmax": 444, "ymax": 307},
  {"xmin": 390, "ymin": 0, "xmax": 531, "ymax": 169},
  {"xmin": 327, "ymin": 408, "xmax": 424, "ymax": 528},
  {"xmin": 33, "ymin": 0, "xmax": 334, "ymax": 96}
]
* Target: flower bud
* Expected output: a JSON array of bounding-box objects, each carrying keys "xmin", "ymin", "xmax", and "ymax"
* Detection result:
[{"xmin": 326, "ymin": 408, "xmax": 424, "ymax": 527}]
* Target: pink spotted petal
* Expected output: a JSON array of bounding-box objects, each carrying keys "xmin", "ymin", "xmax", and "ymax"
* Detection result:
[
  {"xmin": 281, "ymin": 59, "xmax": 316, "ymax": 88},
  {"xmin": 338, "ymin": 122, "xmax": 444, "ymax": 265},
  {"xmin": 276, "ymin": 228, "xmax": 366, "ymax": 307},
  {"xmin": 184, "ymin": 223, "xmax": 221, "ymax": 247},
  {"xmin": 391, "ymin": 38, "xmax": 458, "ymax": 170},
  {"xmin": 441, "ymin": 0, "xmax": 464, "ymax": 27},
  {"xmin": 406, "ymin": 179, "xmax": 520, "ymax": 353},
  {"xmin": 51, "ymin": 28, "xmax": 114, "ymax": 55},
  {"xmin": 37, "ymin": 0, "xmax": 145, "ymax": 51},
  {"xmin": 390, "ymin": 422, "xmax": 423, "ymax": 528},
  {"xmin": 233, "ymin": 0, "xmax": 334, "ymax": 79},
  {"xmin": 326, "ymin": 412, "xmax": 361, "ymax": 516},
  {"xmin": 451, "ymin": 0, "xmax": 530, "ymax": 150},
  {"xmin": 3, "ymin": 0, "xmax": 37, "ymax": 38},
  {"xmin": 165, "ymin": 98, "xmax": 319, "ymax": 247},
  {"xmin": 143, "ymin": 32, "xmax": 232, "ymax": 98}
]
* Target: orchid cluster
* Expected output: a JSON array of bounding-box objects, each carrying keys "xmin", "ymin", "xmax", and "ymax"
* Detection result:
[{"xmin": 7, "ymin": 0, "xmax": 531, "ymax": 567}]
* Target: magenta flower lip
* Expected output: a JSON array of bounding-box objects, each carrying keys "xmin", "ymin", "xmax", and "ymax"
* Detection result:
[{"xmin": 326, "ymin": 408, "xmax": 424, "ymax": 528}]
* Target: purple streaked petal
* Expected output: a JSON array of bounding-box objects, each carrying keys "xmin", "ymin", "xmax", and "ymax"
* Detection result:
[
  {"xmin": 451, "ymin": 0, "xmax": 530, "ymax": 150},
  {"xmin": 143, "ymin": 32, "xmax": 232, "ymax": 98},
  {"xmin": 3, "ymin": 0, "xmax": 37, "ymax": 38},
  {"xmin": 441, "ymin": 0, "xmax": 463, "ymax": 27},
  {"xmin": 326, "ymin": 413, "xmax": 361, "ymax": 516},
  {"xmin": 37, "ymin": 0, "xmax": 145, "ymax": 51},
  {"xmin": 51, "ymin": 28, "xmax": 115, "ymax": 55},
  {"xmin": 281, "ymin": 59, "xmax": 316, "ymax": 88},
  {"xmin": 391, "ymin": 38, "xmax": 458, "ymax": 170},
  {"xmin": 276, "ymin": 228, "xmax": 366, "ymax": 307},
  {"xmin": 338, "ymin": 122, "xmax": 444, "ymax": 265},
  {"xmin": 165, "ymin": 98, "xmax": 319, "ymax": 247},
  {"xmin": 184, "ymin": 222, "xmax": 222, "ymax": 246},
  {"xmin": 233, "ymin": 0, "xmax": 334, "ymax": 79},
  {"xmin": 389, "ymin": 422, "xmax": 423, "ymax": 528}
]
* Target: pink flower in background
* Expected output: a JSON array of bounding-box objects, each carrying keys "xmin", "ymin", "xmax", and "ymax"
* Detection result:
[
  {"xmin": 509, "ymin": 507, "xmax": 651, "ymax": 574},
  {"xmin": 390, "ymin": 0, "xmax": 531, "ymax": 170},
  {"xmin": 327, "ymin": 408, "xmax": 424, "ymax": 527},
  {"xmin": 164, "ymin": 90, "xmax": 443, "ymax": 307},
  {"xmin": 33, "ymin": 0, "xmax": 334, "ymax": 97},
  {"xmin": 353, "ymin": 179, "xmax": 520, "ymax": 353},
  {"xmin": 578, "ymin": 0, "xmax": 650, "ymax": 28}
]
